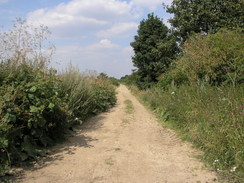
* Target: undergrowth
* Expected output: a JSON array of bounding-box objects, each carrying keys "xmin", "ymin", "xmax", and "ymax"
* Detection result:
[{"xmin": 131, "ymin": 84, "xmax": 244, "ymax": 183}]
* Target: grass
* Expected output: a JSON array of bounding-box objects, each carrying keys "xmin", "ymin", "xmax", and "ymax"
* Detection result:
[
  {"xmin": 114, "ymin": 147, "xmax": 121, "ymax": 151},
  {"xmin": 124, "ymin": 100, "xmax": 134, "ymax": 114},
  {"xmin": 105, "ymin": 159, "xmax": 114, "ymax": 166},
  {"xmin": 121, "ymin": 119, "xmax": 130, "ymax": 125},
  {"xmin": 130, "ymin": 84, "xmax": 244, "ymax": 183}
]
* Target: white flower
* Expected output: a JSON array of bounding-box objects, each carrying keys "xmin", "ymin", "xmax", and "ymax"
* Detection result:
[
  {"xmin": 230, "ymin": 167, "xmax": 237, "ymax": 172},
  {"xmin": 213, "ymin": 159, "xmax": 219, "ymax": 165},
  {"xmin": 171, "ymin": 92, "xmax": 175, "ymax": 95}
]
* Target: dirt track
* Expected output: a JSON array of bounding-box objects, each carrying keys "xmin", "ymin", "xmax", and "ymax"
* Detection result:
[{"xmin": 17, "ymin": 85, "xmax": 217, "ymax": 183}]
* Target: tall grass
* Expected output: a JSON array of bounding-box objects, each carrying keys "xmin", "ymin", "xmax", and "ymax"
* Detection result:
[
  {"xmin": 59, "ymin": 66, "xmax": 117, "ymax": 123},
  {"xmin": 133, "ymin": 84, "xmax": 244, "ymax": 182},
  {"xmin": 59, "ymin": 67, "xmax": 95, "ymax": 122}
]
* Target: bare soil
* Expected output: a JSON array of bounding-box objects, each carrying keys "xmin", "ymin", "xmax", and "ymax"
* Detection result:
[{"xmin": 16, "ymin": 85, "xmax": 218, "ymax": 183}]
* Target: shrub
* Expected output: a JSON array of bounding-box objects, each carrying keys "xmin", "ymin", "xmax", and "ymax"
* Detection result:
[
  {"xmin": 91, "ymin": 80, "xmax": 117, "ymax": 114},
  {"xmin": 174, "ymin": 29, "xmax": 244, "ymax": 86},
  {"xmin": 0, "ymin": 62, "xmax": 68, "ymax": 175}
]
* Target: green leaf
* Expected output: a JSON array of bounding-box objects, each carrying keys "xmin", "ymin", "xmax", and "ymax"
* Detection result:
[
  {"xmin": 3, "ymin": 113, "xmax": 16, "ymax": 123},
  {"xmin": 30, "ymin": 106, "xmax": 39, "ymax": 113},
  {"xmin": 22, "ymin": 136, "xmax": 36, "ymax": 158},
  {"xmin": 28, "ymin": 94, "xmax": 34, "ymax": 99},
  {"xmin": 3, "ymin": 93, "xmax": 11, "ymax": 102},
  {"xmin": 29, "ymin": 86, "xmax": 37, "ymax": 93},
  {"xmin": 0, "ymin": 138, "xmax": 8, "ymax": 148},
  {"xmin": 48, "ymin": 103, "xmax": 55, "ymax": 109}
]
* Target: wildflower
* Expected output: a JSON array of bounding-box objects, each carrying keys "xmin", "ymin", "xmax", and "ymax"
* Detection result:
[
  {"xmin": 75, "ymin": 117, "xmax": 79, "ymax": 121},
  {"xmin": 221, "ymin": 98, "xmax": 228, "ymax": 101},
  {"xmin": 230, "ymin": 166, "xmax": 237, "ymax": 172},
  {"xmin": 171, "ymin": 92, "xmax": 175, "ymax": 95},
  {"xmin": 213, "ymin": 159, "xmax": 219, "ymax": 165}
]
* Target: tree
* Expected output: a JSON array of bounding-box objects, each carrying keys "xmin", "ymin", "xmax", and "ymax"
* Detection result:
[
  {"xmin": 167, "ymin": 0, "xmax": 244, "ymax": 41},
  {"xmin": 98, "ymin": 72, "xmax": 108, "ymax": 79},
  {"xmin": 130, "ymin": 13, "xmax": 178, "ymax": 88}
]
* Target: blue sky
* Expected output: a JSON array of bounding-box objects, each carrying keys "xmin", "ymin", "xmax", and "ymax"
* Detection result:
[{"xmin": 0, "ymin": 0, "xmax": 173, "ymax": 78}]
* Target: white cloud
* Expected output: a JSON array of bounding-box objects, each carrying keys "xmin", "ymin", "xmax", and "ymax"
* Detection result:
[
  {"xmin": 53, "ymin": 40, "xmax": 134, "ymax": 78},
  {"xmin": 27, "ymin": 0, "xmax": 138, "ymax": 39},
  {"xmin": 97, "ymin": 22, "xmax": 138, "ymax": 38},
  {"xmin": 25, "ymin": 0, "xmax": 173, "ymax": 77}
]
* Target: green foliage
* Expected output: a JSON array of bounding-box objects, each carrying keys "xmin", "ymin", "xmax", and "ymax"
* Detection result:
[
  {"xmin": 166, "ymin": 29, "xmax": 244, "ymax": 86},
  {"xmin": 108, "ymin": 77, "xmax": 120, "ymax": 87},
  {"xmin": 98, "ymin": 73, "xmax": 120, "ymax": 87},
  {"xmin": 91, "ymin": 81, "xmax": 117, "ymax": 114},
  {"xmin": 130, "ymin": 13, "xmax": 178, "ymax": 89},
  {"xmin": 120, "ymin": 72, "xmax": 140, "ymax": 87},
  {"xmin": 135, "ymin": 85, "xmax": 244, "ymax": 182},
  {"xmin": 0, "ymin": 62, "xmax": 68, "ymax": 175},
  {"xmin": 167, "ymin": 0, "xmax": 244, "ymax": 41}
]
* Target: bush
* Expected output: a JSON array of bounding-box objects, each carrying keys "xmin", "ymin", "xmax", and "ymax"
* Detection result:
[
  {"xmin": 91, "ymin": 80, "xmax": 117, "ymax": 113},
  {"xmin": 173, "ymin": 29, "xmax": 244, "ymax": 86},
  {"xmin": 0, "ymin": 62, "xmax": 68, "ymax": 175},
  {"xmin": 156, "ymin": 29, "xmax": 244, "ymax": 89}
]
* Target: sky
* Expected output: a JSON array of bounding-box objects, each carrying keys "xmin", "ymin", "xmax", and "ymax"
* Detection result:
[{"xmin": 0, "ymin": 0, "xmax": 173, "ymax": 78}]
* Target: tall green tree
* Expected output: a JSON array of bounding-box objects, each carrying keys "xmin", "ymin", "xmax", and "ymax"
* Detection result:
[
  {"xmin": 167, "ymin": 0, "xmax": 244, "ymax": 41},
  {"xmin": 130, "ymin": 13, "xmax": 178, "ymax": 89}
]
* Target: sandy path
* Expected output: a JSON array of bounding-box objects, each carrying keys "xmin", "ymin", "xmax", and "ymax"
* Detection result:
[{"xmin": 17, "ymin": 85, "xmax": 217, "ymax": 183}]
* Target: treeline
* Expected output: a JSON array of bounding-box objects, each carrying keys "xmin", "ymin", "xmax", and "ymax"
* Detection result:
[
  {"xmin": 0, "ymin": 19, "xmax": 117, "ymax": 176},
  {"xmin": 122, "ymin": 0, "xmax": 243, "ymax": 182}
]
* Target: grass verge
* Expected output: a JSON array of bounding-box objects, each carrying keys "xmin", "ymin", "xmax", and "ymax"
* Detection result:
[{"xmin": 129, "ymin": 84, "xmax": 244, "ymax": 183}]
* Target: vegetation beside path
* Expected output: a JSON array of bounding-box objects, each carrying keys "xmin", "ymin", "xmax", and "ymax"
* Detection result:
[{"xmin": 0, "ymin": 19, "xmax": 117, "ymax": 176}]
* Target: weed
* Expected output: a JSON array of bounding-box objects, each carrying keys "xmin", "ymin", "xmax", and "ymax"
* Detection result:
[
  {"xmin": 114, "ymin": 148, "xmax": 121, "ymax": 151},
  {"xmin": 124, "ymin": 100, "xmax": 134, "ymax": 114},
  {"xmin": 122, "ymin": 119, "xmax": 130, "ymax": 125}
]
